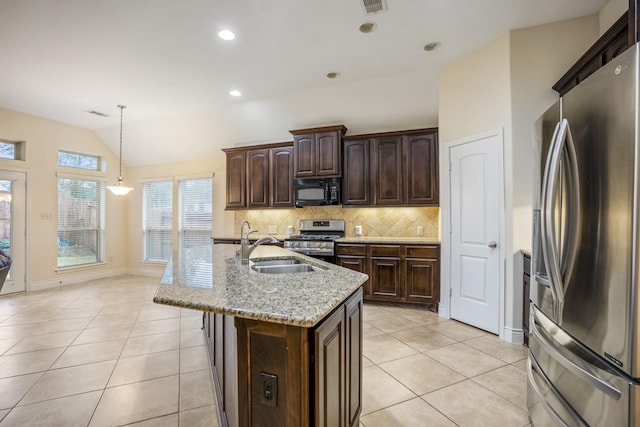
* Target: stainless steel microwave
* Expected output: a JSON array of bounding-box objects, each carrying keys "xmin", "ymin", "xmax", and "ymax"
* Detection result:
[{"xmin": 293, "ymin": 178, "xmax": 341, "ymax": 207}]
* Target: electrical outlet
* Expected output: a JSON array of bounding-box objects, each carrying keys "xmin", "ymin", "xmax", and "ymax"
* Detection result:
[
  {"xmin": 287, "ymin": 225, "xmax": 294, "ymax": 235},
  {"xmin": 417, "ymin": 226, "xmax": 424, "ymax": 235},
  {"xmin": 259, "ymin": 372, "xmax": 278, "ymax": 407},
  {"xmin": 268, "ymin": 225, "xmax": 278, "ymax": 234},
  {"xmin": 355, "ymin": 225, "xmax": 362, "ymax": 235}
]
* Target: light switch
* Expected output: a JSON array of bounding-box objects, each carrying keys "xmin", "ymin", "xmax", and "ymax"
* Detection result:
[{"xmin": 355, "ymin": 225, "xmax": 362, "ymax": 235}]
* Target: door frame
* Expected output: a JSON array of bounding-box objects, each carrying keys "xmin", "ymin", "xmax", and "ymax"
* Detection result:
[
  {"xmin": 0, "ymin": 166, "xmax": 29, "ymax": 294},
  {"xmin": 440, "ymin": 129, "xmax": 506, "ymax": 339}
]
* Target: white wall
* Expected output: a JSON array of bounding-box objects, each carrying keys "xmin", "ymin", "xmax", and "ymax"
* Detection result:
[
  {"xmin": 438, "ymin": 14, "xmax": 599, "ymax": 341},
  {"xmin": 0, "ymin": 108, "xmax": 128, "ymax": 289}
]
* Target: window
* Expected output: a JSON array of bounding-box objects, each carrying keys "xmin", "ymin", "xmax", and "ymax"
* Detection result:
[
  {"xmin": 57, "ymin": 176, "xmax": 104, "ymax": 267},
  {"xmin": 179, "ymin": 177, "xmax": 212, "ymax": 249},
  {"xmin": 143, "ymin": 181, "xmax": 173, "ymax": 261},
  {"xmin": 58, "ymin": 150, "xmax": 100, "ymax": 171},
  {"xmin": 0, "ymin": 139, "xmax": 25, "ymax": 161}
]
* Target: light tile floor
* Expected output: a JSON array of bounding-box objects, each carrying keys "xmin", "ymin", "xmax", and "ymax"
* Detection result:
[{"xmin": 0, "ymin": 276, "xmax": 531, "ymax": 426}]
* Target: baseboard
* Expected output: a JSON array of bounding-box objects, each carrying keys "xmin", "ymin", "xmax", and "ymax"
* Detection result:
[
  {"xmin": 126, "ymin": 266, "xmax": 164, "ymax": 278},
  {"xmin": 503, "ymin": 327, "xmax": 524, "ymax": 344},
  {"xmin": 29, "ymin": 267, "xmax": 128, "ymax": 292}
]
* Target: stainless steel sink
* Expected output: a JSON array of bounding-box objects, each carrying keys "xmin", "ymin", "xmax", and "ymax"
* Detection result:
[{"xmin": 250, "ymin": 258, "xmax": 326, "ymax": 274}]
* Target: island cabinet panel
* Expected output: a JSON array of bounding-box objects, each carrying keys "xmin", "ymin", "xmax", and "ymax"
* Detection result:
[
  {"xmin": 204, "ymin": 287, "xmax": 363, "ymax": 427},
  {"xmin": 342, "ymin": 140, "xmax": 370, "ymax": 205},
  {"xmin": 290, "ymin": 125, "xmax": 347, "ymax": 178},
  {"xmin": 345, "ymin": 288, "xmax": 363, "ymax": 427},
  {"xmin": 314, "ymin": 303, "xmax": 346, "ymax": 427}
]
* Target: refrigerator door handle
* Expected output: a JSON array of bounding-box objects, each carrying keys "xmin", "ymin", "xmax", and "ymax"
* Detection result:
[
  {"xmin": 558, "ymin": 120, "xmax": 581, "ymax": 295},
  {"xmin": 541, "ymin": 121, "xmax": 564, "ymax": 309},
  {"xmin": 535, "ymin": 122, "xmax": 560, "ymax": 305},
  {"xmin": 531, "ymin": 313, "xmax": 622, "ymax": 400}
]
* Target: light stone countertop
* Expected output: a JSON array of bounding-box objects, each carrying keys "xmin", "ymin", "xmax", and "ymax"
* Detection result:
[
  {"xmin": 336, "ymin": 237, "xmax": 440, "ymax": 245},
  {"xmin": 153, "ymin": 243, "xmax": 368, "ymax": 327}
]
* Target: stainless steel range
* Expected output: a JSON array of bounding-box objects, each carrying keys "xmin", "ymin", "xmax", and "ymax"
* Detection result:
[{"xmin": 284, "ymin": 219, "xmax": 345, "ymax": 262}]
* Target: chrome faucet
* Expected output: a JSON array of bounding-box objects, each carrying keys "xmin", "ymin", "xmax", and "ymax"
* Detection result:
[{"xmin": 240, "ymin": 220, "xmax": 279, "ymax": 264}]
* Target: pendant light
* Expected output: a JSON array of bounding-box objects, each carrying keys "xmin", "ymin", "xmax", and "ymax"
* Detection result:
[{"xmin": 107, "ymin": 105, "xmax": 133, "ymax": 196}]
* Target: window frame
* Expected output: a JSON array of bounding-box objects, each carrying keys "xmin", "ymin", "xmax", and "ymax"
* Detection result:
[
  {"xmin": 142, "ymin": 179, "xmax": 174, "ymax": 262},
  {"xmin": 57, "ymin": 149, "xmax": 102, "ymax": 171},
  {"xmin": 56, "ymin": 173, "xmax": 106, "ymax": 269}
]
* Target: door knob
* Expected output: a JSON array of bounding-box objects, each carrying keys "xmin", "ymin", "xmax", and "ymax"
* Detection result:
[{"xmin": 488, "ymin": 241, "xmax": 497, "ymax": 248}]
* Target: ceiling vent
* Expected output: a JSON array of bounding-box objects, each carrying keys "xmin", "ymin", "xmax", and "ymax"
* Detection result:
[
  {"xmin": 361, "ymin": 0, "xmax": 387, "ymax": 15},
  {"xmin": 86, "ymin": 110, "xmax": 109, "ymax": 117}
]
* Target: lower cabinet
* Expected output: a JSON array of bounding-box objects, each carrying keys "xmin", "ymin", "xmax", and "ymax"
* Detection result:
[
  {"xmin": 336, "ymin": 242, "xmax": 440, "ymax": 308},
  {"xmin": 203, "ymin": 287, "xmax": 363, "ymax": 427}
]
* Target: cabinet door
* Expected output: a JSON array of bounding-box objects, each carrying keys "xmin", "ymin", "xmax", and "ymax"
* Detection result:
[
  {"xmin": 345, "ymin": 288, "xmax": 363, "ymax": 427},
  {"xmin": 247, "ymin": 149, "xmax": 270, "ymax": 208},
  {"xmin": 316, "ymin": 131, "xmax": 341, "ymax": 177},
  {"xmin": 226, "ymin": 151, "xmax": 246, "ymax": 209},
  {"xmin": 343, "ymin": 140, "xmax": 370, "ymax": 205},
  {"xmin": 314, "ymin": 304, "xmax": 346, "ymax": 427},
  {"xmin": 404, "ymin": 258, "xmax": 440, "ymax": 303},
  {"xmin": 270, "ymin": 146, "xmax": 294, "ymax": 207},
  {"xmin": 293, "ymin": 134, "xmax": 316, "ymax": 177},
  {"xmin": 404, "ymin": 133, "xmax": 439, "ymax": 205},
  {"xmin": 372, "ymin": 137, "xmax": 403, "ymax": 205},
  {"xmin": 370, "ymin": 257, "xmax": 401, "ymax": 299},
  {"xmin": 337, "ymin": 256, "xmax": 370, "ymax": 295}
]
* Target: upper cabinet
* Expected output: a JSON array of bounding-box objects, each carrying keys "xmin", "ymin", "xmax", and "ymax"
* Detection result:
[
  {"xmin": 290, "ymin": 125, "xmax": 347, "ymax": 178},
  {"xmin": 554, "ymin": 1, "xmax": 640, "ymax": 96},
  {"xmin": 222, "ymin": 142, "xmax": 294, "ymax": 210},
  {"xmin": 343, "ymin": 128, "xmax": 439, "ymax": 207}
]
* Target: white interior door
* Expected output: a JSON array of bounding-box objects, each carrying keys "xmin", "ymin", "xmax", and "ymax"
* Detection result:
[
  {"xmin": 449, "ymin": 133, "xmax": 502, "ymax": 334},
  {"xmin": 0, "ymin": 171, "xmax": 26, "ymax": 295}
]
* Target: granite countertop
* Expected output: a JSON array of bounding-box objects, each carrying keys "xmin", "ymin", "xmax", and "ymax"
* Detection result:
[
  {"xmin": 153, "ymin": 244, "xmax": 368, "ymax": 327},
  {"xmin": 336, "ymin": 237, "xmax": 441, "ymax": 245}
]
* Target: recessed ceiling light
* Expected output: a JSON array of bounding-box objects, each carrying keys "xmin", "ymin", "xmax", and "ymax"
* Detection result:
[
  {"xmin": 230, "ymin": 90, "xmax": 242, "ymax": 97},
  {"xmin": 423, "ymin": 42, "xmax": 440, "ymax": 52},
  {"xmin": 359, "ymin": 22, "xmax": 377, "ymax": 33},
  {"xmin": 218, "ymin": 30, "xmax": 236, "ymax": 41},
  {"xmin": 326, "ymin": 72, "xmax": 340, "ymax": 79}
]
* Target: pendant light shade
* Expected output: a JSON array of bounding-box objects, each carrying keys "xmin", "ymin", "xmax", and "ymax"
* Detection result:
[{"xmin": 107, "ymin": 105, "xmax": 133, "ymax": 196}]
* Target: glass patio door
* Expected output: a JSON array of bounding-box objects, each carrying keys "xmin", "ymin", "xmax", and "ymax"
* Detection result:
[{"xmin": 0, "ymin": 171, "xmax": 26, "ymax": 295}]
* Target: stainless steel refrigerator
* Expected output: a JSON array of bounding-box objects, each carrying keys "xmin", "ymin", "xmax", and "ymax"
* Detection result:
[{"xmin": 529, "ymin": 43, "xmax": 640, "ymax": 426}]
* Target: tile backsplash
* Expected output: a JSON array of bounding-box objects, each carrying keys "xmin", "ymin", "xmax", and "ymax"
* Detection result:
[{"xmin": 234, "ymin": 206, "xmax": 439, "ymax": 239}]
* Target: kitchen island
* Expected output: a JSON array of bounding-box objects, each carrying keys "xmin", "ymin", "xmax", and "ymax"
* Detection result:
[{"xmin": 154, "ymin": 243, "xmax": 368, "ymax": 427}]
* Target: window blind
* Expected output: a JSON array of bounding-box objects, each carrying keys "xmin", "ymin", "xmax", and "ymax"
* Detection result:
[
  {"xmin": 178, "ymin": 177, "xmax": 212, "ymax": 250},
  {"xmin": 143, "ymin": 181, "xmax": 173, "ymax": 261},
  {"xmin": 57, "ymin": 177, "xmax": 104, "ymax": 267}
]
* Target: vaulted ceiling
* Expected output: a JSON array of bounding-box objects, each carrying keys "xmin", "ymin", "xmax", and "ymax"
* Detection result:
[{"xmin": 0, "ymin": 0, "xmax": 608, "ymax": 166}]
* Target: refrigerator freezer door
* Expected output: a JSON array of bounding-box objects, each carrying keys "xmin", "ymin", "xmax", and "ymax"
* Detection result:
[
  {"xmin": 560, "ymin": 43, "xmax": 639, "ymax": 377},
  {"xmin": 528, "ymin": 306, "xmax": 634, "ymax": 426}
]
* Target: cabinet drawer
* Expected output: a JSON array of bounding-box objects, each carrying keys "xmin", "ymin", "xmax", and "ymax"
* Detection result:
[
  {"xmin": 405, "ymin": 245, "xmax": 439, "ymax": 259},
  {"xmin": 336, "ymin": 244, "xmax": 367, "ymax": 256},
  {"xmin": 370, "ymin": 245, "xmax": 401, "ymax": 257}
]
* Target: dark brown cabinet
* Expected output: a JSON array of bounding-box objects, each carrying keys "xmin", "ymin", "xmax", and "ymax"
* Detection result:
[
  {"xmin": 225, "ymin": 151, "xmax": 246, "ymax": 209},
  {"xmin": 343, "ymin": 128, "xmax": 439, "ymax": 207},
  {"xmin": 270, "ymin": 146, "xmax": 294, "ymax": 207},
  {"xmin": 342, "ymin": 140, "xmax": 370, "ymax": 205},
  {"xmin": 223, "ymin": 142, "xmax": 294, "ymax": 210},
  {"xmin": 336, "ymin": 242, "xmax": 440, "ymax": 307},
  {"xmin": 553, "ymin": 9, "xmax": 633, "ymax": 96},
  {"xmin": 290, "ymin": 125, "xmax": 347, "ymax": 178},
  {"xmin": 370, "ymin": 245, "xmax": 402, "ymax": 299},
  {"xmin": 204, "ymin": 287, "xmax": 363, "ymax": 427}
]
